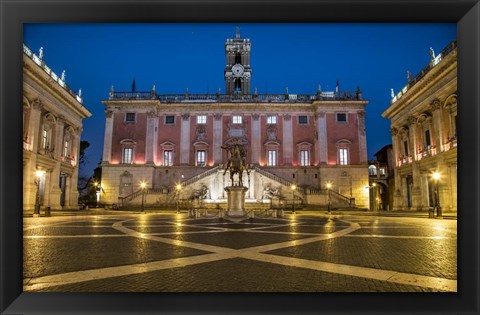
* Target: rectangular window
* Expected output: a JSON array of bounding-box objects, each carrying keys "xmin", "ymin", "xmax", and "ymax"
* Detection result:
[
  {"xmin": 165, "ymin": 116, "xmax": 175, "ymax": 125},
  {"xmin": 197, "ymin": 115, "xmax": 207, "ymax": 124},
  {"xmin": 425, "ymin": 130, "xmax": 431, "ymax": 147},
  {"xmin": 300, "ymin": 150, "xmax": 310, "ymax": 166},
  {"xmin": 379, "ymin": 168, "xmax": 386, "ymax": 176},
  {"xmin": 403, "ymin": 140, "xmax": 409, "ymax": 156},
  {"xmin": 164, "ymin": 150, "xmax": 173, "ymax": 166},
  {"xmin": 298, "ymin": 115, "xmax": 308, "ymax": 125},
  {"xmin": 266, "ymin": 115, "xmax": 277, "ymax": 124},
  {"xmin": 196, "ymin": 150, "xmax": 206, "ymax": 166},
  {"xmin": 125, "ymin": 113, "xmax": 136, "ymax": 122},
  {"xmin": 267, "ymin": 150, "xmax": 277, "ymax": 166},
  {"xmin": 339, "ymin": 148, "xmax": 348, "ymax": 165},
  {"xmin": 63, "ymin": 140, "xmax": 70, "ymax": 157},
  {"xmin": 42, "ymin": 129, "xmax": 48, "ymax": 149},
  {"xmin": 232, "ymin": 115, "xmax": 242, "ymax": 124},
  {"xmin": 123, "ymin": 148, "xmax": 133, "ymax": 164},
  {"xmin": 336, "ymin": 113, "xmax": 347, "ymax": 122}
]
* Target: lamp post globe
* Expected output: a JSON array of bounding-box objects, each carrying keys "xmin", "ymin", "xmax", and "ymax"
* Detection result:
[
  {"xmin": 326, "ymin": 182, "xmax": 332, "ymax": 213},
  {"xmin": 140, "ymin": 182, "xmax": 146, "ymax": 212}
]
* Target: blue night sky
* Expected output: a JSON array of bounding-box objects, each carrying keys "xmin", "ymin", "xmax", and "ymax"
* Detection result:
[{"xmin": 23, "ymin": 23, "xmax": 456, "ymax": 178}]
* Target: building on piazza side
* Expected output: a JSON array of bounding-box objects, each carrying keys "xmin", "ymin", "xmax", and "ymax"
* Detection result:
[
  {"xmin": 100, "ymin": 29, "xmax": 370, "ymax": 209},
  {"xmin": 382, "ymin": 40, "xmax": 457, "ymax": 214},
  {"xmin": 23, "ymin": 44, "xmax": 92, "ymax": 214}
]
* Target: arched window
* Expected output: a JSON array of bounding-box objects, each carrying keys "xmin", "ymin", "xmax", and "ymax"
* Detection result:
[{"xmin": 234, "ymin": 79, "xmax": 241, "ymax": 92}]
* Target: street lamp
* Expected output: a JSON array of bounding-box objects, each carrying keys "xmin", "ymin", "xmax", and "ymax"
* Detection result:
[
  {"xmin": 326, "ymin": 182, "xmax": 332, "ymax": 213},
  {"xmin": 34, "ymin": 170, "xmax": 45, "ymax": 217},
  {"xmin": 432, "ymin": 171, "xmax": 442, "ymax": 218},
  {"xmin": 94, "ymin": 181, "xmax": 100, "ymax": 208},
  {"xmin": 291, "ymin": 184, "xmax": 297, "ymax": 214},
  {"xmin": 372, "ymin": 182, "xmax": 377, "ymax": 211},
  {"xmin": 140, "ymin": 181, "xmax": 146, "ymax": 212},
  {"xmin": 176, "ymin": 183, "xmax": 182, "ymax": 213}
]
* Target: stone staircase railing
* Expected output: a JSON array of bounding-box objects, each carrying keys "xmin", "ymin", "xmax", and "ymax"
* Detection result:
[
  {"xmin": 252, "ymin": 166, "xmax": 295, "ymax": 189},
  {"xmin": 180, "ymin": 165, "xmax": 221, "ymax": 187}
]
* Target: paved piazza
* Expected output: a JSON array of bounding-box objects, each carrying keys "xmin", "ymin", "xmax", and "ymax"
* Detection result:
[{"xmin": 23, "ymin": 211, "xmax": 457, "ymax": 292}]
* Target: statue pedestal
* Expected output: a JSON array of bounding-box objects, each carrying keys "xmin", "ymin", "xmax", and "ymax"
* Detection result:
[{"xmin": 224, "ymin": 186, "xmax": 248, "ymax": 217}]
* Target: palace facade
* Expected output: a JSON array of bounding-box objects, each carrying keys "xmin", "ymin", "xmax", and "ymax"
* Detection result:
[
  {"xmin": 100, "ymin": 30, "xmax": 370, "ymax": 209},
  {"xmin": 23, "ymin": 44, "xmax": 92, "ymax": 214},
  {"xmin": 382, "ymin": 40, "xmax": 457, "ymax": 214}
]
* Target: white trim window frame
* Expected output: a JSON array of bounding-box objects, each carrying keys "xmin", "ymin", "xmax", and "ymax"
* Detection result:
[
  {"xmin": 163, "ymin": 150, "xmax": 173, "ymax": 166},
  {"xmin": 267, "ymin": 149, "xmax": 277, "ymax": 166},
  {"xmin": 232, "ymin": 115, "xmax": 242, "ymax": 124},
  {"xmin": 266, "ymin": 115, "xmax": 277, "ymax": 125},
  {"xmin": 197, "ymin": 115, "xmax": 207, "ymax": 124}
]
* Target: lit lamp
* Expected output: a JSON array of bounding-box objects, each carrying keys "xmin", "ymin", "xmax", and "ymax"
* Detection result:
[
  {"xmin": 176, "ymin": 183, "xmax": 182, "ymax": 213},
  {"xmin": 432, "ymin": 171, "xmax": 442, "ymax": 218},
  {"xmin": 94, "ymin": 181, "xmax": 100, "ymax": 208},
  {"xmin": 326, "ymin": 182, "xmax": 332, "ymax": 213},
  {"xmin": 140, "ymin": 181, "xmax": 147, "ymax": 212},
  {"xmin": 372, "ymin": 182, "xmax": 377, "ymax": 211},
  {"xmin": 34, "ymin": 170, "xmax": 45, "ymax": 216},
  {"xmin": 291, "ymin": 184, "xmax": 297, "ymax": 214}
]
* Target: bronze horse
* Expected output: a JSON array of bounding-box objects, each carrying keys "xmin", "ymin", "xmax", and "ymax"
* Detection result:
[{"xmin": 222, "ymin": 139, "xmax": 250, "ymax": 186}]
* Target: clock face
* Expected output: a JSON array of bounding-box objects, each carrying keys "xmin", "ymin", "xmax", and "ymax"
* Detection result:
[{"xmin": 232, "ymin": 64, "xmax": 244, "ymax": 77}]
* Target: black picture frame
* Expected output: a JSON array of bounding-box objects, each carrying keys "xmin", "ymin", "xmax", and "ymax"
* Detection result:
[{"xmin": 1, "ymin": 1, "xmax": 479, "ymax": 314}]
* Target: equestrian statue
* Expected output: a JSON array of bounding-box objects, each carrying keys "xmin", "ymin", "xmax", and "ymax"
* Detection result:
[{"xmin": 221, "ymin": 138, "xmax": 250, "ymax": 186}]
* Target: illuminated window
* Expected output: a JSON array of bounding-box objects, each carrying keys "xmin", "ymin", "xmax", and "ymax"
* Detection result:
[
  {"xmin": 267, "ymin": 150, "xmax": 277, "ymax": 166},
  {"xmin": 197, "ymin": 115, "xmax": 207, "ymax": 124},
  {"xmin": 164, "ymin": 150, "xmax": 173, "ymax": 166},
  {"xmin": 123, "ymin": 148, "xmax": 133, "ymax": 164},
  {"xmin": 232, "ymin": 115, "xmax": 242, "ymax": 124},
  {"xmin": 300, "ymin": 150, "xmax": 310, "ymax": 166},
  {"xmin": 379, "ymin": 168, "xmax": 386, "ymax": 176},
  {"xmin": 42, "ymin": 128, "xmax": 48, "ymax": 149},
  {"xmin": 196, "ymin": 150, "xmax": 206, "ymax": 166},
  {"xmin": 267, "ymin": 115, "xmax": 277, "ymax": 124},
  {"xmin": 63, "ymin": 140, "xmax": 70, "ymax": 157},
  {"xmin": 368, "ymin": 165, "xmax": 377, "ymax": 176},
  {"xmin": 339, "ymin": 148, "xmax": 348, "ymax": 165}
]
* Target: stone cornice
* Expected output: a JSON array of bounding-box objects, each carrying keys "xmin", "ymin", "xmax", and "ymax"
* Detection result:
[{"xmin": 23, "ymin": 56, "xmax": 91, "ymax": 119}]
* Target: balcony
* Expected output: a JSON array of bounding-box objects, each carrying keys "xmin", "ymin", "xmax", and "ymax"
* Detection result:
[
  {"xmin": 417, "ymin": 145, "xmax": 436, "ymax": 160},
  {"xmin": 397, "ymin": 155, "xmax": 412, "ymax": 167},
  {"xmin": 61, "ymin": 155, "xmax": 76, "ymax": 166},
  {"xmin": 443, "ymin": 135, "xmax": 457, "ymax": 151}
]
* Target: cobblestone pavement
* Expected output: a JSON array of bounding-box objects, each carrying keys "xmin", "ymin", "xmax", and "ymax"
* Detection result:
[{"xmin": 23, "ymin": 211, "xmax": 457, "ymax": 292}]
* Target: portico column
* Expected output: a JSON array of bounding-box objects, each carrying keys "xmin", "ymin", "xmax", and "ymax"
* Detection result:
[
  {"xmin": 251, "ymin": 113, "xmax": 260, "ymax": 164},
  {"xmin": 69, "ymin": 128, "xmax": 81, "ymax": 207},
  {"xmin": 180, "ymin": 113, "xmax": 191, "ymax": 164},
  {"xmin": 24, "ymin": 99, "xmax": 43, "ymax": 212},
  {"xmin": 102, "ymin": 110, "xmax": 114, "ymax": 163},
  {"xmin": 213, "ymin": 113, "xmax": 223, "ymax": 165},
  {"xmin": 430, "ymin": 99, "xmax": 445, "ymax": 153},
  {"xmin": 48, "ymin": 115, "xmax": 65, "ymax": 210},
  {"xmin": 282, "ymin": 114, "xmax": 293, "ymax": 165},
  {"xmin": 316, "ymin": 111, "xmax": 328, "ymax": 165},
  {"xmin": 391, "ymin": 127, "xmax": 403, "ymax": 210}
]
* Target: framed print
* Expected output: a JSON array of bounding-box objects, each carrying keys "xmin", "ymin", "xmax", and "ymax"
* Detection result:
[{"xmin": 1, "ymin": 0, "xmax": 479, "ymax": 314}]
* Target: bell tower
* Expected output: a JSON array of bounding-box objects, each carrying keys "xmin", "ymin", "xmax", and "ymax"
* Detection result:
[{"xmin": 224, "ymin": 27, "xmax": 252, "ymax": 95}]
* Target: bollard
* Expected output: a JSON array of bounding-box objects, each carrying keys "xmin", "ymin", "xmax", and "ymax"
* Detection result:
[
  {"xmin": 429, "ymin": 208, "xmax": 435, "ymax": 218},
  {"xmin": 45, "ymin": 206, "xmax": 51, "ymax": 217}
]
